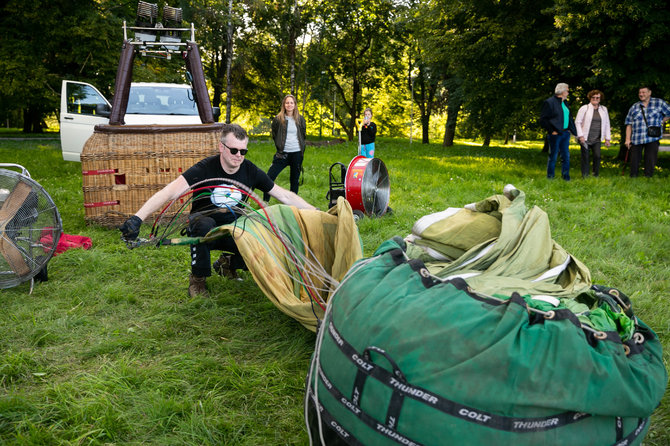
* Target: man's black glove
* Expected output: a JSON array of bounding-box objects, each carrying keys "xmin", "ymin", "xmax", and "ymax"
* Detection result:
[{"xmin": 120, "ymin": 215, "xmax": 142, "ymax": 241}]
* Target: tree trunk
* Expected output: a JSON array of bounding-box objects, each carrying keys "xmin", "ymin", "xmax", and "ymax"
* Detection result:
[
  {"xmin": 346, "ymin": 77, "xmax": 360, "ymax": 141},
  {"xmin": 483, "ymin": 134, "xmax": 491, "ymax": 147},
  {"xmin": 23, "ymin": 107, "xmax": 42, "ymax": 133},
  {"xmin": 22, "ymin": 109, "xmax": 30, "ymax": 133},
  {"xmin": 443, "ymin": 99, "xmax": 461, "ymax": 147},
  {"xmin": 288, "ymin": 36, "xmax": 296, "ymax": 95},
  {"xmin": 212, "ymin": 84, "xmax": 223, "ymax": 110},
  {"xmin": 210, "ymin": 48, "xmax": 224, "ymax": 112},
  {"xmin": 503, "ymin": 131, "xmax": 509, "ymax": 145},
  {"xmin": 414, "ymin": 68, "xmax": 432, "ymax": 145},
  {"xmin": 289, "ymin": 0, "xmax": 299, "ymax": 95},
  {"xmin": 225, "ymin": 0, "xmax": 234, "ymax": 124},
  {"xmin": 421, "ymin": 114, "xmax": 430, "ymax": 144}
]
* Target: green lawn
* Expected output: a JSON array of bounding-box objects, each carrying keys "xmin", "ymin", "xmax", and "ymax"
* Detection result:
[{"xmin": 0, "ymin": 135, "xmax": 668, "ymax": 444}]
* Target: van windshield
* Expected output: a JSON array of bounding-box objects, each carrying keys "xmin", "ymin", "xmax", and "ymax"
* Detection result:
[{"xmin": 126, "ymin": 86, "xmax": 199, "ymax": 115}]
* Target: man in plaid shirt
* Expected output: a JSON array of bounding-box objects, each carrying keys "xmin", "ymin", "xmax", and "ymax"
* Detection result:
[{"xmin": 624, "ymin": 86, "xmax": 670, "ymax": 177}]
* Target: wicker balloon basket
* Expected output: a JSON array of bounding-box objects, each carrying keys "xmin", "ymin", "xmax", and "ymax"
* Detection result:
[{"xmin": 81, "ymin": 123, "xmax": 223, "ymax": 227}]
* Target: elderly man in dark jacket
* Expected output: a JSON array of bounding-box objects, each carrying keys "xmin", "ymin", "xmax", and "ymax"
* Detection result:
[{"xmin": 540, "ymin": 83, "xmax": 578, "ymax": 180}]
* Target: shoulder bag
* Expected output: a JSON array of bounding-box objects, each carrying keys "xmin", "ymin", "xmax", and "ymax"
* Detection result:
[{"xmin": 640, "ymin": 104, "xmax": 662, "ymax": 138}]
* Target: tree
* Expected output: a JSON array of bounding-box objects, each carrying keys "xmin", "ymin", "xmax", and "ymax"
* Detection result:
[
  {"xmin": 441, "ymin": 77, "xmax": 464, "ymax": 147},
  {"xmin": 406, "ymin": 58, "xmax": 446, "ymax": 144},
  {"xmin": 410, "ymin": 1, "xmax": 464, "ymax": 147},
  {"xmin": 305, "ymin": 0, "xmax": 402, "ymax": 140},
  {"xmin": 457, "ymin": 0, "xmax": 555, "ymax": 145},
  {"xmin": 401, "ymin": 0, "xmax": 449, "ymax": 145},
  {"xmin": 211, "ymin": 0, "xmax": 314, "ymax": 124},
  {"xmin": 415, "ymin": 0, "xmax": 557, "ymax": 146},
  {"xmin": 0, "ymin": 0, "xmax": 123, "ymax": 132},
  {"xmin": 550, "ymin": 0, "xmax": 670, "ymax": 157},
  {"xmin": 188, "ymin": 0, "xmax": 242, "ymax": 123}
]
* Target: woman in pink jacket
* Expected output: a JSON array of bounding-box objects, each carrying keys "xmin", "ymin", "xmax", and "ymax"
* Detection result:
[{"xmin": 575, "ymin": 90, "xmax": 611, "ymax": 177}]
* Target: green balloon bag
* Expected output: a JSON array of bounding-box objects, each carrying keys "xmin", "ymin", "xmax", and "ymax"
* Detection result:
[{"xmin": 305, "ymin": 239, "xmax": 667, "ymax": 446}]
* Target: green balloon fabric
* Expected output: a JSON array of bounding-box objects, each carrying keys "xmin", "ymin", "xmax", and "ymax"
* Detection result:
[{"xmin": 306, "ymin": 239, "xmax": 667, "ymax": 446}]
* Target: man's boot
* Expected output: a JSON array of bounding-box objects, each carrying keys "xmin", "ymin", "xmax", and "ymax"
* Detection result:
[
  {"xmin": 188, "ymin": 274, "xmax": 209, "ymax": 298},
  {"xmin": 213, "ymin": 254, "xmax": 242, "ymax": 281}
]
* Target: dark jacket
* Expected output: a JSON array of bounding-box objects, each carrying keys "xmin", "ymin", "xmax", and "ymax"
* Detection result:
[
  {"xmin": 271, "ymin": 115, "xmax": 307, "ymax": 154},
  {"xmin": 360, "ymin": 121, "xmax": 377, "ymax": 145},
  {"xmin": 540, "ymin": 95, "xmax": 577, "ymax": 135}
]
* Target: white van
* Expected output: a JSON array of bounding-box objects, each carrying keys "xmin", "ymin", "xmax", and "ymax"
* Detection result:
[{"xmin": 60, "ymin": 80, "xmax": 204, "ymax": 161}]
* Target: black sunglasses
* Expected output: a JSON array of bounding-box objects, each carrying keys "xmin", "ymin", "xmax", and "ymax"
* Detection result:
[{"xmin": 221, "ymin": 142, "xmax": 248, "ymax": 156}]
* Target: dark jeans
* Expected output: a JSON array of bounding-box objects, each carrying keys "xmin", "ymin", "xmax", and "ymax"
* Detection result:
[
  {"xmin": 188, "ymin": 214, "xmax": 245, "ymax": 278},
  {"xmin": 547, "ymin": 131, "xmax": 571, "ymax": 180},
  {"xmin": 580, "ymin": 141, "xmax": 601, "ymax": 177},
  {"xmin": 629, "ymin": 141, "xmax": 659, "ymax": 178},
  {"xmin": 264, "ymin": 151, "xmax": 303, "ymax": 201}
]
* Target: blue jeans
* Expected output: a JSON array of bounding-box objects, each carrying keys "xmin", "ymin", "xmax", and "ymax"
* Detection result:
[{"xmin": 547, "ymin": 131, "xmax": 571, "ymax": 180}]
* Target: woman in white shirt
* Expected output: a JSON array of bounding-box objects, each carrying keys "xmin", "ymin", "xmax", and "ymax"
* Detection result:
[
  {"xmin": 264, "ymin": 94, "xmax": 307, "ymax": 201},
  {"xmin": 575, "ymin": 90, "xmax": 611, "ymax": 177}
]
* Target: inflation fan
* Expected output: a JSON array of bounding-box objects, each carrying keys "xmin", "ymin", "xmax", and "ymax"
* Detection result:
[
  {"xmin": 327, "ymin": 156, "xmax": 390, "ymax": 220},
  {"xmin": 0, "ymin": 164, "xmax": 62, "ymax": 289}
]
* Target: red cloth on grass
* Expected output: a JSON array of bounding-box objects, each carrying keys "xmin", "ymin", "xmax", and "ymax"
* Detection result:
[{"xmin": 40, "ymin": 232, "xmax": 92, "ymax": 256}]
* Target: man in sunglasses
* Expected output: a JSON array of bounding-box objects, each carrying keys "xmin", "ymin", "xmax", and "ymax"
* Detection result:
[{"xmin": 120, "ymin": 123, "xmax": 316, "ymax": 297}]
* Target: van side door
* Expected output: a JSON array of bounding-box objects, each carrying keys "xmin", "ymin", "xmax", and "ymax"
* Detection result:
[{"xmin": 60, "ymin": 80, "xmax": 111, "ymax": 162}]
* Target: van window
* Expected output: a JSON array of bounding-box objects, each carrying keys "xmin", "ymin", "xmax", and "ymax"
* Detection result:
[
  {"xmin": 66, "ymin": 83, "xmax": 107, "ymax": 115},
  {"xmin": 126, "ymin": 86, "xmax": 198, "ymax": 115}
]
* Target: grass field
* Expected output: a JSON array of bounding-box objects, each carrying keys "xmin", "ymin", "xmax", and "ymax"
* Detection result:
[{"xmin": 0, "ymin": 134, "xmax": 668, "ymax": 445}]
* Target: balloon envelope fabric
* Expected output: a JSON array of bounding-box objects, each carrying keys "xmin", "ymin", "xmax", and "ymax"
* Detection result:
[
  {"xmin": 305, "ymin": 239, "xmax": 667, "ymax": 446},
  {"xmin": 205, "ymin": 197, "xmax": 362, "ymax": 331}
]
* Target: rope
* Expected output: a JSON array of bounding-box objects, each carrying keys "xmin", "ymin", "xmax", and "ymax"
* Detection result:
[{"xmin": 143, "ymin": 178, "xmax": 333, "ymax": 312}]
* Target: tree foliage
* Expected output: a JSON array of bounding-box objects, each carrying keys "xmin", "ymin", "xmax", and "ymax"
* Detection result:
[
  {"xmin": 305, "ymin": 0, "xmax": 402, "ymax": 140},
  {"xmin": 188, "ymin": 0, "xmax": 235, "ymax": 113},
  {"xmin": 551, "ymin": 0, "xmax": 670, "ymax": 155},
  {"xmin": 400, "ymin": 3, "xmax": 450, "ymax": 145},
  {"xmin": 2, "ymin": 0, "xmax": 670, "ymax": 143},
  {"xmin": 231, "ymin": 0, "xmax": 312, "ymax": 120},
  {"xmin": 0, "ymin": 0, "xmax": 122, "ymax": 131},
  {"xmin": 421, "ymin": 0, "xmax": 557, "ymax": 146}
]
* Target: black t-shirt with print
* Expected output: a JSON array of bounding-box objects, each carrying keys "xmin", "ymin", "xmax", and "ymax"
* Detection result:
[{"xmin": 181, "ymin": 155, "xmax": 274, "ymax": 225}]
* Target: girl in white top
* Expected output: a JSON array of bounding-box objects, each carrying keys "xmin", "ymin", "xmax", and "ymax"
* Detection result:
[{"xmin": 265, "ymin": 94, "xmax": 307, "ymax": 201}]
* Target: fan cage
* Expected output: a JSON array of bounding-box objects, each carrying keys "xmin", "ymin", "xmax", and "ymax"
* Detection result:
[{"xmin": 0, "ymin": 169, "xmax": 62, "ymax": 289}]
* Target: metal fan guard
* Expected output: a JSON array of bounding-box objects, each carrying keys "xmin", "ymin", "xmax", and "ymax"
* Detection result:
[
  {"xmin": 0, "ymin": 168, "xmax": 62, "ymax": 289},
  {"xmin": 360, "ymin": 158, "xmax": 390, "ymax": 216},
  {"xmin": 345, "ymin": 156, "xmax": 390, "ymax": 217}
]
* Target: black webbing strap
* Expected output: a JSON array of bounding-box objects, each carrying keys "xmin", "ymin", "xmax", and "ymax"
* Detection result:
[
  {"xmin": 386, "ymin": 391, "xmax": 404, "ymax": 430},
  {"xmin": 352, "ymin": 346, "xmax": 406, "ymax": 431},
  {"xmin": 326, "ymin": 320, "xmax": 593, "ymax": 433},
  {"xmin": 315, "ymin": 367, "xmax": 649, "ymax": 446},
  {"xmin": 318, "ymin": 367, "xmax": 424, "ymax": 446},
  {"xmin": 315, "ymin": 373, "xmax": 648, "ymax": 446},
  {"xmin": 611, "ymin": 418, "xmax": 648, "ymax": 446},
  {"xmin": 326, "ymin": 321, "xmax": 650, "ymax": 443},
  {"xmin": 615, "ymin": 417, "xmax": 623, "ymax": 441},
  {"xmin": 407, "ymin": 259, "xmax": 439, "ymax": 288},
  {"xmin": 388, "ymin": 248, "xmax": 406, "ymax": 266},
  {"xmin": 308, "ymin": 388, "xmax": 364, "ymax": 446}
]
